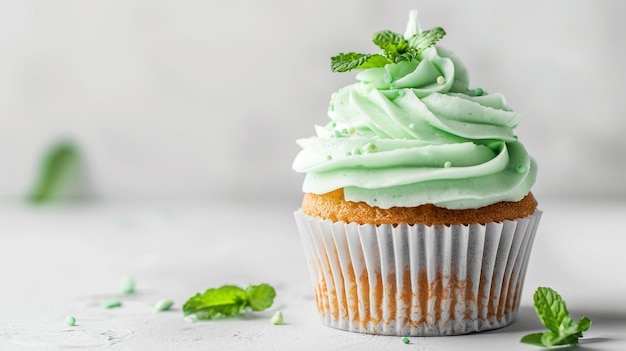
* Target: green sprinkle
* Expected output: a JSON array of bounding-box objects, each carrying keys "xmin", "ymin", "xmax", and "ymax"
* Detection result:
[
  {"xmin": 271, "ymin": 311, "xmax": 284, "ymax": 325},
  {"xmin": 102, "ymin": 299, "xmax": 122, "ymax": 309},
  {"xmin": 436, "ymin": 76, "xmax": 445, "ymax": 85},
  {"xmin": 65, "ymin": 315, "xmax": 76, "ymax": 326},
  {"xmin": 153, "ymin": 298, "xmax": 174, "ymax": 312},
  {"xmin": 444, "ymin": 161, "xmax": 452, "ymax": 168},
  {"xmin": 401, "ymin": 336, "xmax": 410, "ymax": 344},
  {"xmin": 515, "ymin": 164, "xmax": 527, "ymax": 174},
  {"xmin": 473, "ymin": 87, "xmax": 484, "ymax": 96},
  {"xmin": 363, "ymin": 143, "xmax": 377, "ymax": 153},
  {"xmin": 326, "ymin": 155, "xmax": 333, "ymax": 160},
  {"xmin": 347, "ymin": 127, "xmax": 356, "ymax": 134},
  {"xmin": 119, "ymin": 276, "xmax": 135, "ymax": 294}
]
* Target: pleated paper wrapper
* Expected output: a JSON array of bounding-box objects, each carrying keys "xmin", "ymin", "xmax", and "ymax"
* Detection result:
[{"xmin": 294, "ymin": 209, "xmax": 542, "ymax": 336}]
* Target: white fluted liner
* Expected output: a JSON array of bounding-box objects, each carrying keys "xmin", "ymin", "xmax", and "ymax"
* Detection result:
[{"xmin": 294, "ymin": 210, "xmax": 542, "ymax": 336}]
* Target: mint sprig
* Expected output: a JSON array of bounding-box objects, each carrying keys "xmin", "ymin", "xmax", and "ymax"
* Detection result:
[
  {"xmin": 182, "ymin": 283, "xmax": 276, "ymax": 320},
  {"xmin": 521, "ymin": 287, "xmax": 591, "ymax": 347},
  {"xmin": 330, "ymin": 27, "xmax": 445, "ymax": 72}
]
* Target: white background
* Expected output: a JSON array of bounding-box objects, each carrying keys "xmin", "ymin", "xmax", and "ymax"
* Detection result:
[{"xmin": 1, "ymin": 0, "xmax": 625, "ymax": 204}]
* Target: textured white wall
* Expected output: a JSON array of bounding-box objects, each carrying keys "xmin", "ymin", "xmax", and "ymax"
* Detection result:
[{"xmin": 1, "ymin": 1, "xmax": 624, "ymax": 203}]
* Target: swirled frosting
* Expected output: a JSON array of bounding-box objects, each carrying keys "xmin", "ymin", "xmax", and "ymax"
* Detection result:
[{"xmin": 293, "ymin": 15, "xmax": 537, "ymax": 210}]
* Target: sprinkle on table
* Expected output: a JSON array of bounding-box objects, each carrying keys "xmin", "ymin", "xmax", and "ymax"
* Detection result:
[
  {"xmin": 153, "ymin": 298, "xmax": 174, "ymax": 312},
  {"xmin": 102, "ymin": 299, "xmax": 122, "ymax": 309},
  {"xmin": 65, "ymin": 316, "xmax": 76, "ymax": 326},
  {"xmin": 271, "ymin": 311, "xmax": 284, "ymax": 325},
  {"xmin": 119, "ymin": 276, "xmax": 135, "ymax": 294}
]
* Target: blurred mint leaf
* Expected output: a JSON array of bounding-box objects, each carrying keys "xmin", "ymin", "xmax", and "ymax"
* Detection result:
[{"xmin": 28, "ymin": 141, "xmax": 79, "ymax": 203}]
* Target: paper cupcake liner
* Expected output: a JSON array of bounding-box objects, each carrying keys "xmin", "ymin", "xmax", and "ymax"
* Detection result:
[{"xmin": 294, "ymin": 209, "xmax": 542, "ymax": 336}]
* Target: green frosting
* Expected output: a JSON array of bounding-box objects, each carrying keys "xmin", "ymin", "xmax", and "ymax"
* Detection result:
[{"xmin": 293, "ymin": 13, "xmax": 537, "ymax": 210}]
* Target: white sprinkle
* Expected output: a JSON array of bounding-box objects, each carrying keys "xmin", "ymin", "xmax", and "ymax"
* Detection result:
[
  {"xmin": 437, "ymin": 76, "xmax": 446, "ymax": 85},
  {"xmin": 408, "ymin": 123, "xmax": 415, "ymax": 129},
  {"xmin": 271, "ymin": 311, "xmax": 284, "ymax": 325},
  {"xmin": 153, "ymin": 298, "xmax": 174, "ymax": 312},
  {"xmin": 119, "ymin": 276, "xmax": 135, "ymax": 294}
]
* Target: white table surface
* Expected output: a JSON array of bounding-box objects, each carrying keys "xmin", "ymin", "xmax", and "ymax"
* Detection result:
[{"xmin": 0, "ymin": 198, "xmax": 625, "ymax": 350}]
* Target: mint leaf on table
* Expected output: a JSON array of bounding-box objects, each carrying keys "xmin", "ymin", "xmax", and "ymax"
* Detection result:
[
  {"xmin": 246, "ymin": 283, "xmax": 276, "ymax": 311},
  {"xmin": 521, "ymin": 287, "xmax": 591, "ymax": 347},
  {"xmin": 183, "ymin": 283, "xmax": 276, "ymax": 320},
  {"xmin": 183, "ymin": 285, "xmax": 248, "ymax": 319}
]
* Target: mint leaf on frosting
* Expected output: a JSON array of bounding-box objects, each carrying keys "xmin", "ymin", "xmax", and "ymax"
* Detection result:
[
  {"xmin": 183, "ymin": 283, "xmax": 276, "ymax": 320},
  {"xmin": 372, "ymin": 30, "xmax": 417, "ymax": 63},
  {"xmin": 521, "ymin": 287, "xmax": 591, "ymax": 347},
  {"xmin": 331, "ymin": 52, "xmax": 389, "ymax": 73},
  {"xmin": 330, "ymin": 17, "xmax": 446, "ymax": 72},
  {"xmin": 409, "ymin": 27, "xmax": 446, "ymax": 55}
]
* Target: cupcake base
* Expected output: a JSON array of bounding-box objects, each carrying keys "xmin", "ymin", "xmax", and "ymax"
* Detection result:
[{"xmin": 294, "ymin": 209, "xmax": 542, "ymax": 336}]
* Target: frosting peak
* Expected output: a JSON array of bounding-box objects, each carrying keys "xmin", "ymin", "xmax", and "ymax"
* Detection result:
[{"xmin": 293, "ymin": 12, "xmax": 537, "ymax": 210}]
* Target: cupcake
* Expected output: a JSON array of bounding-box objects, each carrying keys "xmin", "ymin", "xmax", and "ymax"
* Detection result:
[{"xmin": 292, "ymin": 10, "xmax": 541, "ymax": 336}]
